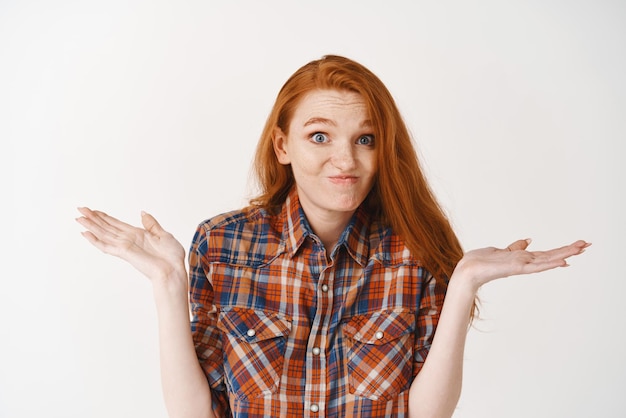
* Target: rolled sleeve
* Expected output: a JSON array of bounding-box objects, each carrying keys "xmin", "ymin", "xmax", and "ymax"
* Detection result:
[
  {"xmin": 188, "ymin": 224, "xmax": 230, "ymax": 416},
  {"xmin": 413, "ymin": 270, "xmax": 448, "ymax": 376}
]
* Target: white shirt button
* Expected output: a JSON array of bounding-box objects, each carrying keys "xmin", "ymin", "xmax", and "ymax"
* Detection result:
[
  {"xmin": 310, "ymin": 403, "xmax": 319, "ymax": 413},
  {"xmin": 246, "ymin": 329, "xmax": 256, "ymax": 337},
  {"xmin": 312, "ymin": 347, "xmax": 321, "ymax": 356},
  {"xmin": 321, "ymin": 284, "xmax": 329, "ymax": 292},
  {"xmin": 375, "ymin": 331, "xmax": 384, "ymax": 340}
]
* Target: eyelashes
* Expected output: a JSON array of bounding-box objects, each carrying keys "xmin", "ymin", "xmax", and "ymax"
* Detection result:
[
  {"xmin": 309, "ymin": 132, "xmax": 375, "ymax": 146},
  {"xmin": 311, "ymin": 132, "xmax": 328, "ymax": 143},
  {"xmin": 356, "ymin": 135, "xmax": 374, "ymax": 146}
]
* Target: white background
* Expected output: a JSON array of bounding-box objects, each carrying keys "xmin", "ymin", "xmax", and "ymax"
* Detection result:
[{"xmin": 1, "ymin": 1, "xmax": 624, "ymax": 417}]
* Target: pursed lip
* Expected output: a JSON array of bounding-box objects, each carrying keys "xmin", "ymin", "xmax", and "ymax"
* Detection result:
[{"xmin": 328, "ymin": 175, "xmax": 359, "ymax": 185}]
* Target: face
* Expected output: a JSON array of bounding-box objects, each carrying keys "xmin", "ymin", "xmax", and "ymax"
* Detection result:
[{"xmin": 273, "ymin": 89, "xmax": 377, "ymax": 225}]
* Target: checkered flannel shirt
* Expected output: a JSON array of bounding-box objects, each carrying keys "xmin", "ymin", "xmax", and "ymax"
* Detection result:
[{"xmin": 188, "ymin": 189, "xmax": 447, "ymax": 417}]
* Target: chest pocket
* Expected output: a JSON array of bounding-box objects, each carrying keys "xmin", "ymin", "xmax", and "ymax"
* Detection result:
[
  {"xmin": 217, "ymin": 308, "xmax": 292, "ymax": 400},
  {"xmin": 343, "ymin": 310, "xmax": 416, "ymax": 401}
]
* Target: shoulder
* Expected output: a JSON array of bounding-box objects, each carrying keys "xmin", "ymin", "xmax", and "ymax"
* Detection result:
[
  {"xmin": 369, "ymin": 221, "xmax": 423, "ymax": 267},
  {"xmin": 191, "ymin": 206, "xmax": 283, "ymax": 265},
  {"xmin": 200, "ymin": 206, "xmax": 266, "ymax": 230}
]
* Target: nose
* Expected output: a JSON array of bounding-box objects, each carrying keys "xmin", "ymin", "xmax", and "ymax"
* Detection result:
[{"xmin": 331, "ymin": 141, "xmax": 357, "ymax": 171}]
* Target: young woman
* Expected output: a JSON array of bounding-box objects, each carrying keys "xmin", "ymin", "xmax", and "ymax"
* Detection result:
[{"xmin": 76, "ymin": 55, "xmax": 589, "ymax": 418}]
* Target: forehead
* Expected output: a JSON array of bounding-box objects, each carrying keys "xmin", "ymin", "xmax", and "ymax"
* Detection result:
[{"xmin": 291, "ymin": 89, "xmax": 369, "ymax": 123}]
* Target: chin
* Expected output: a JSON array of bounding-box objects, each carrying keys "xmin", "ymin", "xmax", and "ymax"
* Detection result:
[{"xmin": 330, "ymin": 198, "xmax": 364, "ymax": 213}]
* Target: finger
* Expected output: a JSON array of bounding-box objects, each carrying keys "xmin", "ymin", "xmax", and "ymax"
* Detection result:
[
  {"xmin": 523, "ymin": 241, "xmax": 591, "ymax": 273},
  {"xmin": 506, "ymin": 238, "xmax": 532, "ymax": 252},
  {"xmin": 531, "ymin": 240, "xmax": 591, "ymax": 261},
  {"xmin": 80, "ymin": 230, "xmax": 120, "ymax": 256},
  {"xmin": 76, "ymin": 208, "xmax": 140, "ymax": 246},
  {"xmin": 76, "ymin": 214, "xmax": 123, "ymax": 245},
  {"xmin": 77, "ymin": 207, "xmax": 126, "ymax": 236},
  {"xmin": 572, "ymin": 240, "xmax": 592, "ymax": 251},
  {"xmin": 141, "ymin": 211, "xmax": 165, "ymax": 235},
  {"xmin": 520, "ymin": 257, "xmax": 569, "ymax": 274},
  {"xmin": 94, "ymin": 209, "xmax": 139, "ymax": 232},
  {"xmin": 91, "ymin": 208, "xmax": 137, "ymax": 234},
  {"xmin": 80, "ymin": 230, "xmax": 99, "ymax": 246}
]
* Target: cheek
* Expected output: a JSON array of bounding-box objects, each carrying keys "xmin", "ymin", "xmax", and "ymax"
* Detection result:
[
  {"xmin": 289, "ymin": 157, "xmax": 315, "ymax": 180},
  {"xmin": 362, "ymin": 154, "xmax": 378, "ymax": 176},
  {"xmin": 292, "ymin": 151, "xmax": 322, "ymax": 175}
]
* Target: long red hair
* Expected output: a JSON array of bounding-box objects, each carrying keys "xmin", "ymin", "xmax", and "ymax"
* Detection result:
[{"xmin": 251, "ymin": 55, "xmax": 472, "ymax": 315}]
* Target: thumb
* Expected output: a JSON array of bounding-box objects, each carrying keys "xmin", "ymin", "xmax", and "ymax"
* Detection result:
[
  {"xmin": 141, "ymin": 211, "xmax": 164, "ymax": 235},
  {"xmin": 506, "ymin": 238, "xmax": 532, "ymax": 251}
]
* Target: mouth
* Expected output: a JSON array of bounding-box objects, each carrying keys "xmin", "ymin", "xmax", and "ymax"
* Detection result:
[{"xmin": 328, "ymin": 175, "xmax": 359, "ymax": 185}]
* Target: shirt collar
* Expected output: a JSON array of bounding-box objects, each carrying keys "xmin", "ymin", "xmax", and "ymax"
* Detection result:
[
  {"xmin": 281, "ymin": 188, "xmax": 371, "ymax": 266},
  {"xmin": 281, "ymin": 189, "xmax": 311, "ymax": 257},
  {"xmin": 335, "ymin": 205, "xmax": 370, "ymax": 266}
]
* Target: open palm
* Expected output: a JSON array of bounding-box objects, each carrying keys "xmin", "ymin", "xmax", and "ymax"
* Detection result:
[
  {"xmin": 76, "ymin": 207, "xmax": 186, "ymax": 283},
  {"xmin": 457, "ymin": 238, "xmax": 590, "ymax": 290}
]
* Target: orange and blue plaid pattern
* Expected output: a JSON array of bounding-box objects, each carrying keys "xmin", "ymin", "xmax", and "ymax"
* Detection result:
[{"xmin": 188, "ymin": 190, "xmax": 447, "ymax": 417}]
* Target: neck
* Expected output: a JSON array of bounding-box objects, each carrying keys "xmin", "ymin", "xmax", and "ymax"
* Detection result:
[{"xmin": 303, "ymin": 209, "xmax": 354, "ymax": 251}]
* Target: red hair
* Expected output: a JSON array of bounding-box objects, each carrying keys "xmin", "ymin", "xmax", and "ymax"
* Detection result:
[{"xmin": 251, "ymin": 55, "xmax": 474, "ymax": 317}]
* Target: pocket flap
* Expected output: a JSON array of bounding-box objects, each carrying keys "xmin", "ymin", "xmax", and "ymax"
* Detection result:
[
  {"xmin": 218, "ymin": 308, "xmax": 292, "ymax": 343},
  {"xmin": 343, "ymin": 310, "xmax": 415, "ymax": 345}
]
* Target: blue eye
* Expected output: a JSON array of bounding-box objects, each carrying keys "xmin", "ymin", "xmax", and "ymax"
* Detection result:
[
  {"xmin": 311, "ymin": 133, "xmax": 328, "ymax": 143},
  {"xmin": 357, "ymin": 135, "xmax": 374, "ymax": 146}
]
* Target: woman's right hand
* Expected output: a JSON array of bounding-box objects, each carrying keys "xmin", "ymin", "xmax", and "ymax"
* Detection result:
[
  {"xmin": 76, "ymin": 207, "xmax": 186, "ymax": 285},
  {"xmin": 78, "ymin": 207, "xmax": 215, "ymax": 416}
]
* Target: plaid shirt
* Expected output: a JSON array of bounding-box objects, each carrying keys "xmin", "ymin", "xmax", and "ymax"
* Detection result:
[{"xmin": 188, "ymin": 189, "xmax": 447, "ymax": 417}]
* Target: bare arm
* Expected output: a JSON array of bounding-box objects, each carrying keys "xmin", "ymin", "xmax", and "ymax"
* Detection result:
[
  {"xmin": 76, "ymin": 207, "xmax": 215, "ymax": 418},
  {"xmin": 408, "ymin": 239, "xmax": 590, "ymax": 418}
]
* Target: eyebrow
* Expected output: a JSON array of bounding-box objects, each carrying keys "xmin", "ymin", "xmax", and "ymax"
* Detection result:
[{"xmin": 303, "ymin": 117, "xmax": 373, "ymax": 128}]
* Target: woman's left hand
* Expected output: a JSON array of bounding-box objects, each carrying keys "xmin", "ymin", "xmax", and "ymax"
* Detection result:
[{"xmin": 454, "ymin": 239, "xmax": 590, "ymax": 291}]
